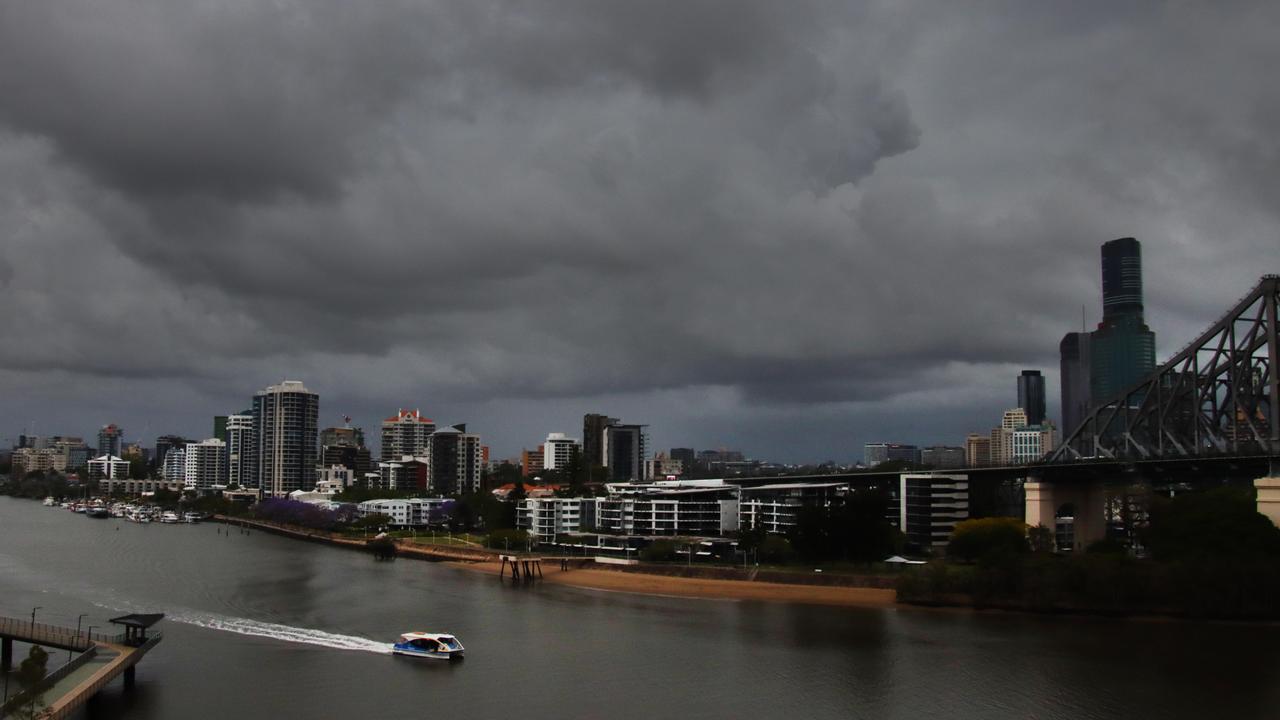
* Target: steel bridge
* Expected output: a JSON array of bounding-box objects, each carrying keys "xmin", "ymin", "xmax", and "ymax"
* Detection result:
[{"xmin": 1051, "ymin": 274, "xmax": 1279, "ymax": 462}]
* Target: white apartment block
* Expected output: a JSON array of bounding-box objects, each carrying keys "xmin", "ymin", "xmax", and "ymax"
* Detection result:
[
  {"xmin": 516, "ymin": 497, "xmax": 595, "ymax": 540},
  {"xmin": 541, "ymin": 433, "xmax": 581, "ymax": 470},
  {"xmin": 184, "ymin": 439, "xmax": 227, "ymax": 491},
  {"xmin": 162, "ymin": 447, "xmax": 186, "ymax": 484},
  {"xmin": 357, "ymin": 498, "xmax": 451, "ymax": 527},
  {"xmin": 87, "ymin": 454, "xmax": 131, "ymax": 481},
  {"xmin": 226, "ymin": 414, "xmax": 253, "ymax": 488}
]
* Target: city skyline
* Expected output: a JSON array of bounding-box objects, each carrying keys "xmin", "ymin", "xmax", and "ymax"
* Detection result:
[{"xmin": 2, "ymin": 3, "xmax": 1277, "ymax": 463}]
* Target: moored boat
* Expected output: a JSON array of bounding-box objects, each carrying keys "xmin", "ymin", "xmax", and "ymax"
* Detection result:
[
  {"xmin": 159, "ymin": 511, "xmax": 181, "ymax": 524},
  {"xmin": 392, "ymin": 632, "xmax": 464, "ymax": 661}
]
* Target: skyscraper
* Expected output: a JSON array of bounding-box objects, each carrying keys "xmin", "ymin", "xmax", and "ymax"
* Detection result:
[
  {"xmin": 602, "ymin": 423, "xmax": 647, "ymax": 482},
  {"xmin": 1059, "ymin": 332, "xmax": 1092, "ymax": 434},
  {"xmin": 252, "ymin": 380, "xmax": 319, "ymax": 497},
  {"xmin": 1016, "ymin": 370, "xmax": 1046, "ymax": 426},
  {"xmin": 1090, "ymin": 238, "xmax": 1156, "ymax": 402},
  {"xmin": 225, "ymin": 414, "xmax": 254, "ymax": 488},
  {"xmin": 582, "ymin": 413, "xmax": 618, "ymax": 468},
  {"xmin": 542, "ymin": 433, "xmax": 581, "ymax": 471},
  {"xmin": 97, "ymin": 424, "xmax": 123, "ymax": 458},
  {"xmin": 426, "ymin": 425, "xmax": 483, "ymax": 495}
]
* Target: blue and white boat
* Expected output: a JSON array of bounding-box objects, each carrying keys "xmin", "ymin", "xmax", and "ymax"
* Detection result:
[{"xmin": 392, "ymin": 632, "xmax": 464, "ymax": 661}]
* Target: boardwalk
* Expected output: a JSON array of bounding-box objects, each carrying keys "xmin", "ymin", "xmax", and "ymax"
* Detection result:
[{"xmin": 0, "ymin": 614, "xmax": 162, "ymax": 719}]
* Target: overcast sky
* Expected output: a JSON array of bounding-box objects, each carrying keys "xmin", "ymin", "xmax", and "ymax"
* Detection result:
[{"xmin": 1, "ymin": 1, "xmax": 1277, "ymax": 463}]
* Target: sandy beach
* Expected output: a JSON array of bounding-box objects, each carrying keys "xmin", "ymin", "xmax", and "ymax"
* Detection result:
[{"xmin": 453, "ymin": 561, "xmax": 899, "ymax": 608}]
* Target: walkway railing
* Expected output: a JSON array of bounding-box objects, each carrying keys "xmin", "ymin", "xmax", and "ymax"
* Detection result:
[{"xmin": 0, "ymin": 617, "xmax": 123, "ymax": 650}]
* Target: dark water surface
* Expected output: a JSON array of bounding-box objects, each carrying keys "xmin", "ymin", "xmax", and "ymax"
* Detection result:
[{"xmin": 2, "ymin": 496, "xmax": 1278, "ymax": 719}]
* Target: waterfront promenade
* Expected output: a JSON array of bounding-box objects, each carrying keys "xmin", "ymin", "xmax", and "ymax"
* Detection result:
[{"xmin": 0, "ymin": 614, "xmax": 162, "ymax": 719}]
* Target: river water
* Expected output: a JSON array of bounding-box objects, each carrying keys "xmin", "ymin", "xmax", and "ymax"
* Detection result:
[{"xmin": 1, "ymin": 496, "xmax": 1278, "ymax": 719}]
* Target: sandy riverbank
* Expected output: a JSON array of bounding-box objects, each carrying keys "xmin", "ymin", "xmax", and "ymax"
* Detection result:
[{"xmin": 452, "ymin": 561, "xmax": 899, "ymax": 608}]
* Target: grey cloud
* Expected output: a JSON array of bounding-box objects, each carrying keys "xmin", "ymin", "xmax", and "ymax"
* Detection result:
[{"xmin": 1, "ymin": 2, "xmax": 1278, "ymax": 462}]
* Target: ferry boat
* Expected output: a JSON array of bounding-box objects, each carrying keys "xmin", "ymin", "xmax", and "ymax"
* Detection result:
[{"xmin": 392, "ymin": 632, "xmax": 465, "ymax": 661}]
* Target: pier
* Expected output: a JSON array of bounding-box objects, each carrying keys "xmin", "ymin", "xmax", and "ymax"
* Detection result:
[{"xmin": 0, "ymin": 613, "xmax": 163, "ymax": 719}]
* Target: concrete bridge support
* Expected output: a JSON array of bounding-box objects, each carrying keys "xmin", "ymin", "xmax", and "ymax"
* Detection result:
[
  {"xmin": 1, "ymin": 636, "xmax": 11, "ymax": 672},
  {"xmin": 1256, "ymin": 476, "xmax": 1280, "ymax": 528},
  {"xmin": 1025, "ymin": 478, "xmax": 1107, "ymax": 551}
]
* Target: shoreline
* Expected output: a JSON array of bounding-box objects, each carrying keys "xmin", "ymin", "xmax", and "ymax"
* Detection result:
[{"xmin": 214, "ymin": 515, "xmax": 899, "ymax": 608}]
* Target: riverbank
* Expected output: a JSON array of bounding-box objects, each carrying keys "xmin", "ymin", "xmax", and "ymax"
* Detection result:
[
  {"xmin": 215, "ymin": 516, "xmax": 899, "ymax": 608},
  {"xmin": 454, "ymin": 560, "xmax": 898, "ymax": 607}
]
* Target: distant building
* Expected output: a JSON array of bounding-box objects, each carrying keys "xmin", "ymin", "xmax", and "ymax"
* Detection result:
[
  {"xmin": 645, "ymin": 453, "xmax": 684, "ymax": 480},
  {"xmin": 319, "ymin": 425, "xmax": 371, "ymax": 478},
  {"xmin": 320, "ymin": 426, "xmax": 365, "ymax": 449},
  {"xmin": 1017, "ymin": 370, "xmax": 1046, "ymax": 426},
  {"xmin": 989, "ymin": 409, "xmax": 1029, "ymax": 466},
  {"xmin": 253, "ymin": 380, "xmax": 320, "ymax": 498},
  {"xmin": 964, "ymin": 433, "xmax": 991, "ymax": 468},
  {"xmin": 542, "ymin": 433, "xmax": 581, "ymax": 471},
  {"xmin": 316, "ymin": 465, "xmax": 358, "ymax": 490},
  {"xmin": 900, "ymin": 474, "xmax": 969, "ymax": 550},
  {"xmin": 739, "ymin": 483, "xmax": 845, "ymax": 535},
  {"xmin": 213, "ymin": 415, "xmax": 228, "ymax": 443},
  {"xmin": 669, "ymin": 448, "xmax": 697, "ymax": 469},
  {"xmin": 426, "ymin": 425, "xmax": 483, "ymax": 495},
  {"xmin": 520, "ymin": 448, "xmax": 544, "ymax": 478},
  {"xmin": 1010, "ymin": 423, "xmax": 1058, "ymax": 464},
  {"xmin": 225, "ymin": 414, "xmax": 254, "ymax": 488},
  {"xmin": 97, "ymin": 425, "xmax": 124, "ymax": 459},
  {"xmin": 184, "ymin": 439, "xmax": 226, "ymax": 491},
  {"xmin": 11, "ymin": 447, "xmax": 57, "ymax": 478},
  {"xmin": 1059, "ymin": 331, "xmax": 1092, "ymax": 435},
  {"xmin": 920, "ymin": 446, "xmax": 966, "ymax": 470},
  {"xmin": 381, "ymin": 409, "xmax": 435, "ymax": 462},
  {"xmin": 154, "ymin": 435, "xmax": 188, "ymax": 471},
  {"xmin": 863, "ymin": 443, "xmax": 919, "ymax": 468},
  {"xmin": 379, "ymin": 456, "xmax": 430, "ymax": 492},
  {"xmin": 516, "ymin": 497, "xmax": 596, "ymax": 541},
  {"xmin": 163, "ymin": 446, "xmax": 186, "ymax": 484},
  {"xmin": 51, "ymin": 439, "xmax": 90, "ymax": 472},
  {"xmin": 582, "ymin": 414, "xmax": 618, "ymax": 468},
  {"xmin": 603, "ymin": 423, "xmax": 648, "ymax": 482},
  {"xmin": 357, "ymin": 498, "xmax": 452, "ymax": 528},
  {"xmin": 88, "ymin": 454, "xmax": 131, "ymax": 482}
]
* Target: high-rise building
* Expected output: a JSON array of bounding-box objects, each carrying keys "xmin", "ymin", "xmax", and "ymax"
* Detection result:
[
  {"xmin": 213, "ymin": 416, "xmax": 228, "ymax": 443},
  {"xmin": 320, "ymin": 426, "xmax": 365, "ymax": 450},
  {"xmin": 225, "ymin": 414, "xmax": 254, "ymax": 488},
  {"xmin": 603, "ymin": 424, "xmax": 647, "ymax": 482},
  {"xmin": 964, "ymin": 433, "xmax": 991, "ymax": 468},
  {"xmin": 1017, "ymin": 370, "xmax": 1046, "ymax": 426},
  {"xmin": 1059, "ymin": 332, "xmax": 1092, "ymax": 435},
  {"xmin": 163, "ymin": 446, "xmax": 186, "ymax": 484},
  {"xmin": 381, "ymin": 409, "xmax": 436, "ymax": 462},
  {"xmin": 184, "ymin": 439, "xmax": 227, "ymax": 491},
  {"xmin": 1010, "ymin": 423, "xmax": 1058, "ymax": 464},
  {"xmin": 542, "ymin": 433, "xmax": 581, "ymax": 471},
  {"xmin": 521, "ymin": 448, "xmax": 544, "ymax": 478},
  {"xmin": 87, "ymin": 455, "xmax": 130, "ymax": 481},
  {"xmin": 97, "ymin": 424, "xmax": 123, "ymax": 458},
  {"xmin": 989, "ymin": 409, "xmax": 1029, "ymax": 466},
  {"xmin": 1090, "ymin": 238, "xmax": 1157, "ymax": 402},
  {"xmin": 253, "ymin": 380, "xmax": 320, "ymax": 497},
  {"xmin": 426, "ymin": 425, "xmax": 483, "ymax": 495},
  {"xmin": 582, "ymin": 414, "xmax": 618, "ymax": 468}
]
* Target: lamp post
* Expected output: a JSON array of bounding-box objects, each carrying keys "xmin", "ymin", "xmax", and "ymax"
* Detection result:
[
  {"xmin": 70, "ymin": 614, "xmax": 88, "ymax": 662},
  {"xmin": 30, "ymin": 606, "xmax": 41, "ymax": 635}
]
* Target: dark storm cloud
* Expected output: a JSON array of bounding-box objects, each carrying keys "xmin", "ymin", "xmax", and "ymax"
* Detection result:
[{"xmin": 1, "ymin": 1, "xmax": 1278, "ymax": 460}]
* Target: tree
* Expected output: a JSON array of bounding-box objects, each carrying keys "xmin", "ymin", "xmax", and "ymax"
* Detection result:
[
  {"xmin": 128, "ymin": 457, "xmax": 149, "ymax": 479},
  {"xmin": 15, "ymin": 644, "xmax": 49, "ymax": 719},
  {"xmin": 1144, "ymin": 486, "xmax": 1280, "ymax": 561},
  {"xmin": 947, "ymin": 517, "xmax": 1028, "ymax": 562}
]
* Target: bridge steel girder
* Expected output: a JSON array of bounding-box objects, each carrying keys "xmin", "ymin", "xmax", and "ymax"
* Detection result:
[{"xmin": 1050, "ymin": 275, "xmax": 1280, "ymax": 464}]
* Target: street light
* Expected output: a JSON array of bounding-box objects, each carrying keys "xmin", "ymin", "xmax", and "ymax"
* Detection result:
[
  {"xmin": 70, "ymin": 614, "xmax": 88, "ymax": 662},
  {"xmin": 30, "ymin": 606, "xmax": 42, "ymax": 635}
]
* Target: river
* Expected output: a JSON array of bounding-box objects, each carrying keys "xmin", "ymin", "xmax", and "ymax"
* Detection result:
[{"xmin": 1, "ymin": 496, "xmax": 1278, "ymax": 719}]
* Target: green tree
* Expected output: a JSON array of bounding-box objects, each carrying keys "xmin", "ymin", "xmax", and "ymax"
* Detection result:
[
  {"xmin": 128, "ymin": 457, "xmax": 149, "ymax": 479},
  {"xmin": 15, "ymin": 644, "xmax": 49, "ymax": 719},
  {"xmin": 947, "ymin": 517, "xmax": 1028, "ymax": 562},
  {"xmin": 758, "ymin": 535, "xmax": 796, "ymax": 564},
  {"xmin": 1144, "ymin": 486, "xmax": 1280, "ymax": 560},
  {"xmin": 641, "ymin": 540, "xmax": 679, "ymax": 562},
  {"xmin": 1027, "ymin": 524, "xmax": 1055, "ymax": 554}
]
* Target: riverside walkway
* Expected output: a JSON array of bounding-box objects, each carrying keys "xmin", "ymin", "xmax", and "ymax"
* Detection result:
[{"xmin": 0, "ymin": 613, "xmax": 162, "ymax": 719}]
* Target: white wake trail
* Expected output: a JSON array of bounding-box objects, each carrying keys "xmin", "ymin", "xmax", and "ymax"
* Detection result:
[{"xmin": 173, "ymin": 613, "xmax": 393, "ymax": 654}]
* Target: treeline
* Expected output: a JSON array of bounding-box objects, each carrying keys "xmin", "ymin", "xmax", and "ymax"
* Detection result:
[{"xmin": 898, "ymin": 487, "xmax": 1280, "ymax": 619}]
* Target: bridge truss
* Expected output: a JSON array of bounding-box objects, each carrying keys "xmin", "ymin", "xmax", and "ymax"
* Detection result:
[{"xmin": 1051, "ymin": 275, "xmax": 1279, "ymax": 462}]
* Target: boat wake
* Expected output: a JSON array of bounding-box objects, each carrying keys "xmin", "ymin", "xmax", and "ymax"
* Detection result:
[{"xmin": 172, "ymin": 612, "xmax": 393, "ymax": 654}]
